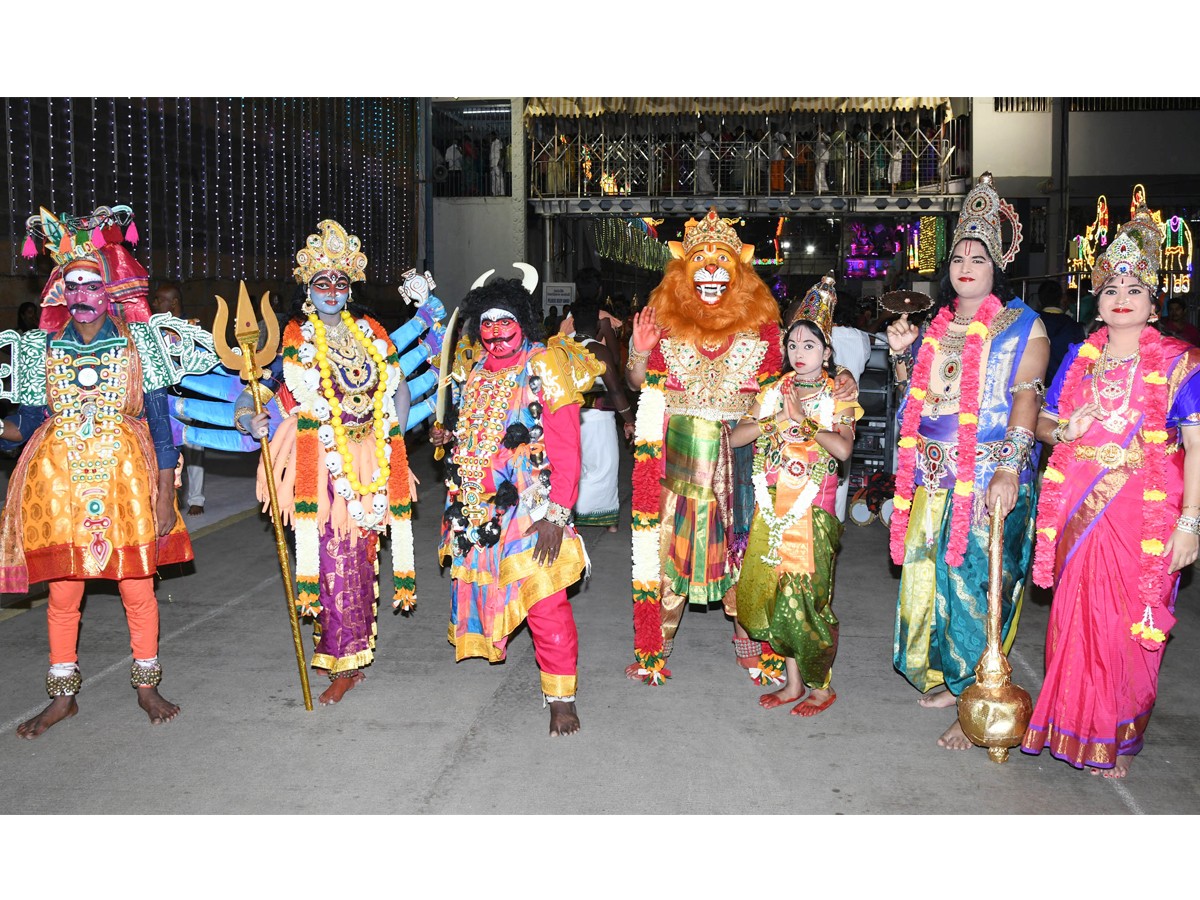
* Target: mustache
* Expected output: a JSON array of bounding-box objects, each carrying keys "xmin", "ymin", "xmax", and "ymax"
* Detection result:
[{"xmin": 69, "ymin": 302, "xmax": 101, "ymax": 313}]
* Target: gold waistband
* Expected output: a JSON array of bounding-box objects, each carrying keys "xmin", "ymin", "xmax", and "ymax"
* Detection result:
[{"xmin": 1074, "ymin": 442, "xmax": 1143, "ymax": 470}]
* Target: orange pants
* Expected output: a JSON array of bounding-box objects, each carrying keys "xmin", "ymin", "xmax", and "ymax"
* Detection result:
[{"xmin": 47, "ymin": 576, "xmax": 159, "ymax": 665}]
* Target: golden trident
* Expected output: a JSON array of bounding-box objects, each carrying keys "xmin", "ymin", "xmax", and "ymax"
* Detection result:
[{"xmin": 213, "ymin": 282, "xmax": 313, "ymax": 711}]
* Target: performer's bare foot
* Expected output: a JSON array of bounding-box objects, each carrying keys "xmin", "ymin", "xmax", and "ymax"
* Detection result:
[
  {"xmin": 187, "ymin": 505, "xmax": 204, "ymax": 516},
  {"xmin": 937, "ymin": 718, "xmax": 973, "ymax": 750},
  {"xmin": 137, "ymin": 686, "xmax": 180, "ymax": 725},
  {"xmin": 16, "ymin": 696, "xmax": 78, "ymax": 739},
  {"xmin": 918, "ymin": 687, "xmax": 957, "ymax": 709},
  {"xmin": 1102, "ymin": 757, "xmax": 1133, "ymax": 779},
  {"xmin": 792, "ymin": 688, "xmax": 836, "ymax": 717},
  {"xmin": 759, "ymin": 684, "xmax": 805, "ymax": 709},
  {"xmin": 318, "ymin": 671, "xmax": 364, "ymax": 705},
  {"xmin": 606, "ymin": 525, "xmax": 618, "ymax": 533},
  {"xmin": 548, "ymin": 700, "xmax": 580, "ymax": 737}
]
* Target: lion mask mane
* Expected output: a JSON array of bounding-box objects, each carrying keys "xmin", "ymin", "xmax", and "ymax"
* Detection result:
[{"xmin": 647, "ymin": 242, "xmax": 780, "ymax": 345}]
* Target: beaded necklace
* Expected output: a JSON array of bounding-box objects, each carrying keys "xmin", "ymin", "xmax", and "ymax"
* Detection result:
[{"xmin": 310, "ymin": 310, "xmax": 390, "ymax": 498}]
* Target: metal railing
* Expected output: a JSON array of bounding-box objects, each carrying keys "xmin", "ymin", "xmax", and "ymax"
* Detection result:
[{"xmin": 528, "ymin": 118, "xmax": 970, "ymax": 199}]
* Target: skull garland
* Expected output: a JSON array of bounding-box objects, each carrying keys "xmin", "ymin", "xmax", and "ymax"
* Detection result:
[{"xmin": 444, "ymin": 387, "xmax": 553, "ymax": 556}]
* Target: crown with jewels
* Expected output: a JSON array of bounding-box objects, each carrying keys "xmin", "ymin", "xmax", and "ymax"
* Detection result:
[
  {"xmin": 1092, "ymin": 206, "xmax": 1162, "ymax": 291},
  {"xmin": 293, "ymin": 219, "xmax": 368, "ymax": 284},
  {"xmin": 23, "ymin": 204, "xmax": 138, "ymax": 267},
  {"xmin": 789, "ymin": 272, "xmax": 837, "ymax": 342},
  {"xmin": 682, "ymin": 207, "xmax": 744, "ymax": 254},
  {"xmin": 951, "ymin": 173, "xmax": 1023, "ymax": 270}
]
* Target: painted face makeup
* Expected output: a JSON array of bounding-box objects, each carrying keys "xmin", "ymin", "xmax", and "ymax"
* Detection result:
[
  {"xmin": 309, "ymin": 268, "xmax": 351, "ymax": 315},
  {"xmin": 948, "ymin": 239, "xmax": 995, "ymax": 303},
  {"xmin": 479, "ymin": 309, "xmax": 523, "ymax": 360},
  {"xmin": 63, "ymin": 268, "xmax": 108, "ymax": 324}
]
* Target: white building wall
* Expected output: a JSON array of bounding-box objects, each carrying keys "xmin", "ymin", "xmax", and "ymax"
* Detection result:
[
  {"xmin": 429, "ymin": 98, "xmax": 527, "ymax": 311},
  {"xmin": 972, "ymin": 99, "xmax": 1200, "ymax": 189},
  {"xmin": 971, "ymin": 98, "xmax": 1054, "ymax": 180}
]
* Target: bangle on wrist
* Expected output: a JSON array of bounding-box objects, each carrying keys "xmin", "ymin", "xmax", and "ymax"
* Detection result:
[
  {"xmin": 1052, "ymin": 420, "xmax": 1071, "ymax": 444},
  {"xmin": 1175, "ymin": 514, "xmax": 1200, "ymax": 535}
]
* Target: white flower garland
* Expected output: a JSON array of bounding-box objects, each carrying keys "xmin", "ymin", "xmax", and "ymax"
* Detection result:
[{"xmin": 631, "ymin": 382, "xmax": 668, "ymax": 588}]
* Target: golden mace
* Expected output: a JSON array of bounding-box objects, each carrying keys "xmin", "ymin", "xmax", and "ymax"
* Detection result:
[
  {"xmin": 213, "ymin": 282, "xmax": 313, "ymax": 711},
  {"xmin": 957, "ymin": 506, "xmax": 1032, "ymax": 762}
]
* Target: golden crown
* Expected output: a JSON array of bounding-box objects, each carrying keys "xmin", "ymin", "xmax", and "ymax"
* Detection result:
[
  {"xmin": 789, "ymin": 272, "xmax": 837, "ymax": 342},
  {"xmin": 682, "ymin": 207, "xmax": 743, "ymax": 254},
  {"xmin": 951, "ymin": 173, "xmax": 1023, "ymax": 270},
  {"xmin": 293, "ymin": 219, "xmax": 368, "ymax": 284},
  {"xmin": 1092, "ymin": 207, "xmax": 1162, "ymax": 291}
]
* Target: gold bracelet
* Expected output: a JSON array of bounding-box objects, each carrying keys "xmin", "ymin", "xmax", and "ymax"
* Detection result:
[
  {"xmin": 1052, "ymin": 420, "xmax": 1071, "ymax": 444},
  {"xmin": 625, "ymin": 346, "xmax": 650, "ymax": 369}
]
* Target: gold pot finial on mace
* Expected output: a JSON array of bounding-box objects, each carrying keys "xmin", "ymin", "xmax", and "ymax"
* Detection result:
[{"xmin": 957, "ymin": 506, "xmax": 1032, "ymax": 762}]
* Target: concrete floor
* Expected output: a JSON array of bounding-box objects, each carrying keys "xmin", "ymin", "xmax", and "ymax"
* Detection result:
[{"xmin": 1, "ymin": 440, "xmax": 1198, "ymax": 820}]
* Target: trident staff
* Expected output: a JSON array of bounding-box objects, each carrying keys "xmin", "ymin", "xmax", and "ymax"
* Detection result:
[{"xmin": 212, "ymin": 282, "xmax": 313, "ymax": 711}]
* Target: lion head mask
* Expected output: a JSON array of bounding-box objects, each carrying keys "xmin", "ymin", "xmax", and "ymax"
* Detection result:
[{"xmin": 648, "ymin": 208, "xmax": 780, "ymax": 344}]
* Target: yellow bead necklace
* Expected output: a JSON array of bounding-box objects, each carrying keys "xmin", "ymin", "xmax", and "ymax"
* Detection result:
[{"xmin": 310, "ymin": 310, "xmax": 390, "ymax": 495}]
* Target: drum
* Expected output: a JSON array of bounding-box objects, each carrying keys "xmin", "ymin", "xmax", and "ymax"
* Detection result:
[
  {"xmin": 849, "ymin": 494, "xmax": 875, "ymax": 526},
  {"xmin": 879, "ymin": 498, "xmax": 894, "ymax": 527}
]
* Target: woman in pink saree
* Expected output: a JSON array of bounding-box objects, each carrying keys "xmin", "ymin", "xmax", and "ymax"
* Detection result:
[{"xmin": 1022, "ymin": 210, "xmax": 1200, "ymax": 777}]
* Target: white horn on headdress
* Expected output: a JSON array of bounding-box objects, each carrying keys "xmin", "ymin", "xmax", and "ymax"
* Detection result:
[
  {"xmin": 513, "ymin": 262, "xmax": 538, "ymax": 295},
  {"xmin": 471, "ymin": 269, "xmax": 496, "ymax": 291}
]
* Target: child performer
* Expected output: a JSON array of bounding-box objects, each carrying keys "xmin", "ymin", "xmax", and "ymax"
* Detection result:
[{"xmin": 731, "ymin": 275, "xmax": 862, "ymax": 715}]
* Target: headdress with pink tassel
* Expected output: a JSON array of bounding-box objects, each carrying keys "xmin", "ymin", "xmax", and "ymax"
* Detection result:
[{"xmin": 23, "ymin": 204, "xmax": 150, "ymax": 330}]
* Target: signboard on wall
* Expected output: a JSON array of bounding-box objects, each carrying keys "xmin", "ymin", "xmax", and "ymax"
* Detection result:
[{"xmin": 542, "ymin": 282, "xmax": 575, "ymax": 316}]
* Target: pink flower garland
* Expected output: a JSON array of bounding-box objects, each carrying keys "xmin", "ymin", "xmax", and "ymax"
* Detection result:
[
  {"xmin": 1033, "ymin": 325, "xmax": 1171, "ymax": 650},
  {"xmin": 890, "ymin": 294, "xmax": 1001, "ymax": 566}
]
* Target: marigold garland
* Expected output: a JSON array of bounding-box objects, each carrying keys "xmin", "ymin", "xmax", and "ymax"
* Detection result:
[
  {"xmin": 1032, "ymin": 325, "xmax": 1170, "ymax": 650},
  {"xmin": 890, "ymin": 295, "xmax": 1001, "ymax": 566},
  {"xmin": 282, "ymin": 314, "xmax": 416, "ymax": 617}
]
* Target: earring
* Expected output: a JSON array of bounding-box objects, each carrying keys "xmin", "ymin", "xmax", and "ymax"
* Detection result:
[
  {"xmin": 301, "ymin": 286, "xmax": 316, "ymax": 316},
  {"xmin": 1095, "ymin": 315, "xmax": 1103, "ymax": 321},
  {"xmin": 1150, "ymin": 314, "xmax": 1160, "ymax": 322}
]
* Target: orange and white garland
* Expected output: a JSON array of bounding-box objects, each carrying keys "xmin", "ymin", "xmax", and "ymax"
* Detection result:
[{"xmin": 283, "ymin": 313, "xmax": 416, "ymax": 613}]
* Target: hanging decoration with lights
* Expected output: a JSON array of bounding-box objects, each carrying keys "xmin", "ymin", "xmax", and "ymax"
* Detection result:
[
  {"xmin": 2, "ymin": 98, "xmax": 419, "ymax": 285},
  {"xmin": 592, "ymin": 217, "xmax": 671, "ymax": 270},
  {"xmin": 1163, "ymin": 215, "xmax": 1192, "ymax": 295},
  {"xmin": 1067, "ymin": 195, "xmax": 1109, "ymax": 288},
  {"xmin": 908, "ymin": 215, "xmax": 945, "ymax": 274}
]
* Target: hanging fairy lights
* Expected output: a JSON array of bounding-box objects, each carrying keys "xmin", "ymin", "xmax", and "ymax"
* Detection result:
[
  {"xmin": 65, "ymin": 97, "xmax": 76, "ymax": 214},
  {"xmin": 141, "ymin": 98, "xmax": 151, "ymax": 262},
  {"xmin": 5, "ymin": 100, "xmax": 14, "ymax": 272},
  {"xmin": 184, "ymin": 98, "xmax": 193, "ymax": 279},
  {"xmin": 47, "ymin": 98, "xmax": 56, "ymax": 213},
  {"xmin": 88, "ymin": 98, "xmax": 97, "ymax": 208},
  {"xmin": 225, "ymin": 97, "xmax": 235, "ymax": 277},
  {"xmin": 3, "ymin": 97, "xmax": 418, "ymax": 285},
  {"xmin": 237, "ymin": 99, "xmax": 246, "ymax": 280},
  {"xmin": 249, "ymin": 98, "xmax": 258, "ymax": 280}
]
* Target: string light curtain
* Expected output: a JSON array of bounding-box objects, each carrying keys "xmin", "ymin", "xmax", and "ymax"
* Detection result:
[{"xmin": 1, "ymin": 97, "xmax": 419, "ymax": 284}]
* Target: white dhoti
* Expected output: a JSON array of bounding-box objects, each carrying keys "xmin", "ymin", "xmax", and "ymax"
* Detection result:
[{"xmin": 574, "ymin": 407, "xmax": 620, "ymax": 528}]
